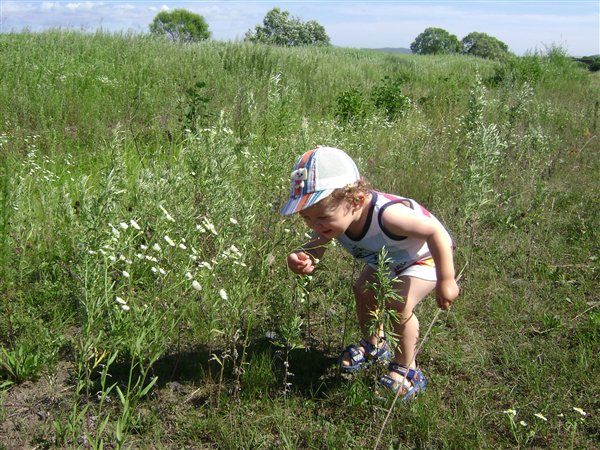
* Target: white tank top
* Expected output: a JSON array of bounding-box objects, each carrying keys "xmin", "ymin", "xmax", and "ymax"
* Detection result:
[{"xmin": 336, "ymin": 191, "xmax": 452, "ymax": 277}]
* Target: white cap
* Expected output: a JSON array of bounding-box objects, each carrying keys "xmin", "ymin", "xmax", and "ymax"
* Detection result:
[{"xmin": 280, "ymin": 147, "xmax": 360, "ymax": 215}]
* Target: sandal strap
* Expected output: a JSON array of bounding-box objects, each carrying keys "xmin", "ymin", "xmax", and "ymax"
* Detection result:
[
  {"xmin": 388, "ymin": 362, "xmax": 417, "ymax": 381},
  {"xmin": 360, "ymin": 338, "xmax": 388, "ymax": 358},
  {"xmin": 345, "ymin": 345, "xmax": 364, "ymax": 364},
  {"xmin": 380, "ymin": 374, "xmax": 398, "ymax": 390},
  {"xmin": 380, "ymin": 373, "xmax": 413, "ymax": 393},
  {"xmin": 380, "ymin": 365, "xmax": 427, "ymax": 400},
  {"xmin": 340, "ymin": 338, "xmax": 390, "ymax": 373}
]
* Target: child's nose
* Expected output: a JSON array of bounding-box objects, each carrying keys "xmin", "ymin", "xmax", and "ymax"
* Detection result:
[{"xmin": 314, "ymin": 222, "xmax": 327, "ymax": 232}]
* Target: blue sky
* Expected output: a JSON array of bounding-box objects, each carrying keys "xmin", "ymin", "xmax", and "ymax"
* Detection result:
[{"xmin": 1, "ymin": 1, "xmax": 598, "ymax": 56}]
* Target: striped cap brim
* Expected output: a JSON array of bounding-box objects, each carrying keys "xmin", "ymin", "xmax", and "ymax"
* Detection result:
[{"xmin": 280, "ymin": 188, "xmax": 335, "ymax": 216}]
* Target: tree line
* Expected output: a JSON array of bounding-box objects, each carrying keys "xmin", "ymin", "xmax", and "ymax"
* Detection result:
[
  {"xmin": 150, "ymin": 7, "xmax": 598, "ymax": 65},
  {"xmin": 149, "ymin": 8, "xmax": 330, "ymax": 47}
]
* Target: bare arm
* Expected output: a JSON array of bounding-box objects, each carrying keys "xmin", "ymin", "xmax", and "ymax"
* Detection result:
[
  {"xmin": 287, "ymin": 232, "xmax": 331, "ymax": 275},
  {"xmin": 381, "ymin": 204, "xmax": 459, "ymax": 309}
]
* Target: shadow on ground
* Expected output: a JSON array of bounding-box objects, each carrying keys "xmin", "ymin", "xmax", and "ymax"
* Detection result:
[{"xmin": 96, "ymin": 336, "xmax": 346, "ymax": 403}]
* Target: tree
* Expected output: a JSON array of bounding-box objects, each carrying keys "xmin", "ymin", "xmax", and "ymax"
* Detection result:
[
  {"xmin": 245, "ymin": 8, "xmax": 331, "ymax": 46},
  {"xmin": 149, "ymin": 9, "xmax": 210, "ymax": 43},
  {"xmin": 462, "ymin": 32, "xmax": 511, "ymax": 60},
  {"xmin": 410, "ymin": 27, "xmax": 461, "ymax": 55}
]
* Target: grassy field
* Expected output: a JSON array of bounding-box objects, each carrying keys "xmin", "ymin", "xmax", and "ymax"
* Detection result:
[{"xmin": 0, "ymin": 31, "xmax": 598, "ymax": 449}]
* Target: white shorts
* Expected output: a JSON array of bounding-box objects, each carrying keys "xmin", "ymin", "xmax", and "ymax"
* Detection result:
[
  {"xmin": 397, "ymin": 263, "xmax": 437, "ymax": 281},
  {"xmin": 370, "ymin": 257, "xmax": 437, "ymax": 282}
]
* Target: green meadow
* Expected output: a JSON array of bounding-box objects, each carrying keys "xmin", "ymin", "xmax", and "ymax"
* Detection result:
[{"xmin": 0, "ymin": 31, "xmax": 598, "ymax": 448}]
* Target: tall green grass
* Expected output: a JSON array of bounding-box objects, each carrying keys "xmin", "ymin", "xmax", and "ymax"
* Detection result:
[{"xmin": 0, "ymin": 30, "xmax": 598, "ymax": 448}]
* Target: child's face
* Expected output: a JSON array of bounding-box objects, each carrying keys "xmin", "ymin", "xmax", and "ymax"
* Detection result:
[{"xmin": 299, "ymin": 198, "xmax": 355, "ymax": 239}]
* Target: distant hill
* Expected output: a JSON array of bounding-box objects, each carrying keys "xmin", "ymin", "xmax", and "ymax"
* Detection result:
[{"xmin": 369, "ymin": 47, "xmax": 412, "ymax": 54}]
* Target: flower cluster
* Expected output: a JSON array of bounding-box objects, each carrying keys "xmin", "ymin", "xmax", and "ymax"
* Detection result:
[
  {"xmin": 86, "ymin": 203, "xmax": 251, "ymax": 315},
  {"xmin": 503, "ymin": 406, "xmax": 588, "ymax": 428}
]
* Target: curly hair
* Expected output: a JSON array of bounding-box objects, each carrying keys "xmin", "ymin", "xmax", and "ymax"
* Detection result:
[{"xmin": 324, "ymin": 178, "xmax": 372, "ymax": 207}]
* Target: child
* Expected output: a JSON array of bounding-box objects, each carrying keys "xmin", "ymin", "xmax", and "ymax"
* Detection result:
[{"xmin": 281, "ymin": 146, "xmax": 459, "ymax": 400}]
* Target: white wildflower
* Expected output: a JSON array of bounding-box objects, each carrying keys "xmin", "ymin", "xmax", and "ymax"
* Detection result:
[
  {"xmin": 573, "ymin": 407, "xmax": 587, "ymax": 416},
  {"xmin": 159, "ymin": 204, "xmax": 175, "ymax": 222},
  {"xmin": 200, "ymin": 261, "xmax": 213, "ymax": 270},
  {"xmin": 153, "ymin": 243, "xmax": 161, "ymax": 252},
  {"xmin": 503, "ymin": 409, "xmax": 517, "ymax": 417},
  {"xmin": 158, "ymin": 267, "xmax": 166, "ymax": 275},
  {"xmin": 185, "ymin": 272, "xmax": 193, "ymax": 280},
  {"xmin": 119, "ymin": 222, "xmax": 129, "ymax": 230},
  {"xmin": 534, "ymin": 413, "xmax": 548, "ymax": 421},
  {"xmin": 204, "ymin": 220, "xmax": 217, "ymax": 236},
  {"xmin": 266, "ymin": 253, "xmax": 276, "ymax": 266},
  {"xmin": 108, "ymin": 255, "xmax": 117, "ymax": 262},
  {"xmin": 151, "ymin": 267, "xmax": 158, "ymax": 273},
  {"xmin": 122, "ymin": 270, "xmax": 130, "ymax": 278},
  {"xmin": 164, "ymin": 235, "xmax": 175, "ymax": 247},
  {"xmin": 115, "ymin": 296, "xmax": 126, "ymax": 305},
  {"xmin": 179, "ymin": 243, "xmax": 187, "ymax": 250},
  {"xmin": 192, "ymin": 280, "xmax": 202, "ymax": 291},
  {"xmin": 130, "ymin": 219, "xmax": 141, "ymax": 230},
  {"xmin": 108, "ymin": 223, "xmax": 120, "ymax": 238},
  {"xmin": 88, "ymin": 250, "xmax": 97, "ymax": 255},
  {"xmin": 229, "ymin": 217, "xmax": 238, "ymax": 225},
  {"xmin": 140, "ymin": 244, "xmax": 148, "ymax": 250},
  {"xmin": 219, "ymin": 289, "xmax": 228, "ymax": 300},
  {"xmin": 196, "ymin": 224, "xmax": 206, "ymax": 233},
  {"xmin": 520, "ymin": 421, "xmax": 527, "ymax": 427},
  {"xmin": 120, "ymin": 304, "xmax": 130, "ymax": 311}
]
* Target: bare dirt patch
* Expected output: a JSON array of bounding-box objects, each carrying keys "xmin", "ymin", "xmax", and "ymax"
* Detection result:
[{"xmin": 0, "ymin": 362, "xmax": 74, "ymax": 449}]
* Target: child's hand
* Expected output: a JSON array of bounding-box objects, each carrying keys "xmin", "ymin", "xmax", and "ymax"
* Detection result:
[
  {"xmin": 436, "ymin": 278, "xmax": 459, "ymax": 310},
  {"xmin": 287, "ymin": 251, "xmax": 315, "ymax": 275}
]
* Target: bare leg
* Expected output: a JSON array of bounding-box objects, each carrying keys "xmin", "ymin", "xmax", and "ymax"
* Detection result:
[
  {"xmin": 387, "ymin": 276, "xmax": 435, "ymax": 375},
  {"xmin": 340, "ymin": 266, "xmax": 382, "ymax": 367},
  {"xmin": 341, "ymin": 267, "xmax": 435, "ymax": 381},
  {"xmin": 354, "ymin": 266, "xmax": 382, "ymax": 341}
]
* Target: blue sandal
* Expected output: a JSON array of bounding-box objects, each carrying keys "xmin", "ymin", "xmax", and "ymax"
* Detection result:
[
  {"xmin": 379, "ymin": 362, "xmax": 426, "ymax": 401},
  {"xmin": 339, "ymin": 338, "xmax": 391, "ymax": 373}
]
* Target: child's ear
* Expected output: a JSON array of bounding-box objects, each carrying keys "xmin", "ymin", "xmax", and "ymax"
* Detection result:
[{"xmin": 353, "ymin": 193, "xmax": 366, "ymax": 209}]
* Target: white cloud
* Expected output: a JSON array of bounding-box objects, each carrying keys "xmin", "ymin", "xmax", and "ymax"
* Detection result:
[
  {"xmin": 65, "ymin": 2, "xmax": 97, "ymax": 12},
  {"xmin": 114, "ymin": 4, "xmax": 136, "ymax": 12},
  {"xmin": 4, "ymin": 1, "xmax": 37, "ymax": 13}
]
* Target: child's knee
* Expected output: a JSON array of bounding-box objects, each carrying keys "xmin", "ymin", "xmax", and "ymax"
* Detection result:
[
  {"xmin": 397, "ymin": 311, "xmax": 416, "ymax": 326},
  {"xmin": 388, "ymin": 308, "xmax": 418, "ymax": 328}
]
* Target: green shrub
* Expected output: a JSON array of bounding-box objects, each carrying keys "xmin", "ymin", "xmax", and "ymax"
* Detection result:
[
  {"xmin": 334, "ymin": 88, "xmax": 369, "ymax": 124},
  {"xmin": 371, "ymin": 75, "xmax": 411, "ymax": 120}
]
